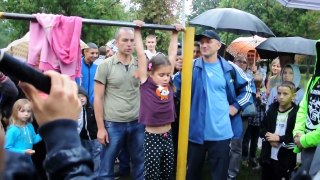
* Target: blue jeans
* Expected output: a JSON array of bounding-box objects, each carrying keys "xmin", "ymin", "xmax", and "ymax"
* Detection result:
[
  {"xmin": 81, "ymin": 139, "xmax": 102, "ymax": 179},
  {"xmin": 118, "ymin": 144, "xmax": 130, "ymax": 174},
  {"xmin": 99, "ymin": 120, "xmax": 144, "ymax": 180},
  {"xmin": 228, "ymin": 119, "xmax": 248, "ymax": 177},
  {"xmin": 187, "ymin": 139, "xmax": 231, "ymax": 180},
  {"xmin": 242, "ymin": 124, "xmax": 260, "ymax": 159}
]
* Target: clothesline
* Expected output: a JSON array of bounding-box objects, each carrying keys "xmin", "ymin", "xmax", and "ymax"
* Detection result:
[{"xmin": 0, "ymin": 12, "xmax": 177, "ymax": 31}]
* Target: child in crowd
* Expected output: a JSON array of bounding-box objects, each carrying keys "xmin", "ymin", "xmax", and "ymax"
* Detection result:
[
  {"xmin": 133, "ymin": 20, "xmax": 182, "ymax": 179},
  {"xmin": 267, "ymin": 64, "xmax": 304, "ymax": 111},
  {"xmin": 144, "ymin": 34, "xmax": 158, "ymax": 60},
  {"xmin": 259, "ymin": 81, "xmax": 299, "ymax": 180},
  {"xmin": 2, "ymin": 71, "xmax": 93, "ymax": 179},
  {"xmin": 77, "ymin": 88, "xmax": 101, "ymax": 179},
  {"xmin": 266, "ymin": 57, "xmax": 281, "ymax": 96},
  {"xmin": 242, "ymin": 73, "xmax": 266, "ymax": 168},
  {"xmin": 4, "ymin": 99, "xmax": 42, "ymax": 156}
]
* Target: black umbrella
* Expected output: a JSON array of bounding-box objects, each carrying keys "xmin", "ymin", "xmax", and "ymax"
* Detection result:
[
  {"xmin": 189, "ymin": 8, "xmax": 275, "ymax": 37},
  {"xmin": 256, "ymin": 36, "xmax": 317, "ymax": 59}
]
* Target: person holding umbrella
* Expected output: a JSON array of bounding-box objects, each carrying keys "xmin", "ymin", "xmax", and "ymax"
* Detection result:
[
  {"xmin": 173, "ymin": 30, "xmax": 254, "ymax": 180},
  {"xmin": 229, "ymin": 55, "xmax": 258, "ymax": 179},
  {"xmin": 266, "ymin": 58, "xmax": 282, "ymax": 96},
  {"xmin": 246, "ymin": 50, "xmax": 259, "ymax": 76},
  {"xmin": 266, "ymin": 64, "xmax": 304, "ymax": 111}
]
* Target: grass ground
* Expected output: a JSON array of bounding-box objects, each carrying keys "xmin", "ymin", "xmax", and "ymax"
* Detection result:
[
  {"xmin": 237, "ymin": 165, "xmax": 261, "ymax": 180},
  {"xmin": 202, "ymin": 161, "xmax": 261, "ymax": 180},
  {"xmin": 119, "ymin": 147, "xmax": 263, "ymax": 180},
  {"xmin": 118, "ymin": 161, "xmax": 262, "ymax": 180}
]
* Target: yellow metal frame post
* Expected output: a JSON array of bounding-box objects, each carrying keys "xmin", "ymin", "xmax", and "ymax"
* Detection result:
[{"xmin": 176, "ymin": 27, "xmax": 195, "ymax": 180}]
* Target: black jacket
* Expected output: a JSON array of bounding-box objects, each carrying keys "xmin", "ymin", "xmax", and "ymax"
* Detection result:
[
  {"xmin": 259, "ymin": 102, "xmax": 298, "ymax": 171},
  {"xmin": 4, "ymin": 151, "xmax": 37, "ymax": 180},
  {"xmin": 79, "ymin": 104, "xmax": 98, "ymax": 140},
  {"xmin": 3, "ymin": 120, "xmax": 94, "ymax": 179}
]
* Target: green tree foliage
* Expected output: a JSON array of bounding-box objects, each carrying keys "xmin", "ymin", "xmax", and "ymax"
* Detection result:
[
  {"xmin": 0, "ymin": 4, "xmax": 11, "ymax": 48},
  {"xmin": 132, "ymin": 0, "xmax": 178, "ymax": 24},
  {"xmin": 2, "ymin": 0, "xmax": 130, "ymax": 47},
  {"xmin": 0, "ymin": 20, "xmax": 12, "ymax": 48},
  {"xmin": 131, "ymin": 0, "xmax": 179, "ymax": 53},
  {"xmin": 190, "ymin": 0, "xmax": 221, "ymax": 19}
]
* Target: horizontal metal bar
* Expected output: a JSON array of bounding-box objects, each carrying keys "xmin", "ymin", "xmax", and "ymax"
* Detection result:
[{"xmin": 0, "ymin": 12, "xmax": 177, "ymax": 31}]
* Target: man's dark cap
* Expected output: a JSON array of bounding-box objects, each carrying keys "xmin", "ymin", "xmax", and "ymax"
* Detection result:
[{"xmin": 195, "ymin": 30, "xmax": 220, "ymax": 42}]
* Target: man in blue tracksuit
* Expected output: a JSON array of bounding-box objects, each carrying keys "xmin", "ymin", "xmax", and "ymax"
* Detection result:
[
  {"xmin": 76, "ymin": 42, "xmax": 99, "ymax": 105},
  {"xmin": 173, "ymin": 30, "xmax": 254, "ymax": 180}
]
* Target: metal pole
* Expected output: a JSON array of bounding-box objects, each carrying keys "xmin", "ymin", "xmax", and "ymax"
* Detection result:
[
  {"xmin": 180, "ymin": 0, "xmax": 187, "ymax": 55},
  {"xmin": 181, "ymin": 0, "xmax": 186, "ymax": 26},
  {"xmin": 176, "ymin": 27, "xmax": 194, "ymax": 180},
  {"xmin": 0, "ymin": 12, "xmax": 176, "ymax": 31}
]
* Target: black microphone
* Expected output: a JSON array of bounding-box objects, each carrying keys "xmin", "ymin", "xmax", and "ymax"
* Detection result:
[{"xmin": 0, "ymin": 50, "xmax": 51, "ymax": 94}]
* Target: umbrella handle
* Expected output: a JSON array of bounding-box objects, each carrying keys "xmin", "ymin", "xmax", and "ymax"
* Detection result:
[{"xmin": 0, "ymin": 50, "xmax": 51, "ymax": 94}]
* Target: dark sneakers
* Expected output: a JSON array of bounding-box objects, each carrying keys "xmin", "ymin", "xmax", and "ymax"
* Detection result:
[
  {"xmin": 227, "ymin": 175, "xmax": 237, "ymax": 180},
  {"xmin": 248, "ymin": 158, "xmax": 259, "ymax": 169}
]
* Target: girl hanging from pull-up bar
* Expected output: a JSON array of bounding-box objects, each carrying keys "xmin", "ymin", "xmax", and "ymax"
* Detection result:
[{"xmin": 133, "ymin": 20, "xmax": 183, "ymax": 180}]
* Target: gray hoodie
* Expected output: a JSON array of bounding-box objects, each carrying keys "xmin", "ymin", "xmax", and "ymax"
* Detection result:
[{"xmin": 267, "ymin": 64, "xmax": 305, "ymax": 111}]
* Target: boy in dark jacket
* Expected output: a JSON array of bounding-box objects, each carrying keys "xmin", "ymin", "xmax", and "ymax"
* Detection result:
[
  {"xmin": 78, "ymin": 88, "xmax": 101, "ymax": 179},
  {"xmin": 259, "ymin": 81, "xmax": 299, "ymax": 180}
]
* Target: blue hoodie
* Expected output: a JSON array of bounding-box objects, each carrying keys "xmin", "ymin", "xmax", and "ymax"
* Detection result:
[
  {"xmin": 173, "ymin": 56, "xmax": 254, "ymax": 144},
  {"xmin": 267, "ymin": 64, "xmax": 305, "ymax": 111},
  {"xmin": 4, "ymin": 123, "xmax": 42, "ymax": 154},
  {"xmin": 76, "ymin": 57, "xmax": 97, "ymax": 105}
]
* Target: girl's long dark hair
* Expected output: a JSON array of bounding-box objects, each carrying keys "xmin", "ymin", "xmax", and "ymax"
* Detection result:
[
  {"xmin": 148, "ymin": 53, "xmax": 171, "ymax": 73},
  {"xmin": 148, "ymin": 53, "xmax": 174, "ymax": 88}
]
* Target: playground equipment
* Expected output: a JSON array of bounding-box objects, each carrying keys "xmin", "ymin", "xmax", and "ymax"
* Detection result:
[{"xmin": 0, "ymin": 12, "xmax": 194, "ymax": 180}]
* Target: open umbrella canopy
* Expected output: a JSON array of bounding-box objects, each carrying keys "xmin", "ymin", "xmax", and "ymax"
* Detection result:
[
  {"xmin": 256, "ymin": 36, "xmax": 317, "ymax": 59},
  {"xmin": 190, "ymin": 8, "xmax": 275, "ymax": 37},
  {"xmin": 277, "ymin": 0, "xmax": 320, "ymax": 10},
  {"xmin": 226, "ymin": 35, "xmax": 266, "ymax": 57},
  {"xmin": 3, "ymin": 32, "xmax": 88, "ymax": 61}
]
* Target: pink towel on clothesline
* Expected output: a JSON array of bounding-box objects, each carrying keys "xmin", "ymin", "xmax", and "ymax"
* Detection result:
[{"xmin": 27, "ymin": 13, "xmax": 83, "ymax": 79}]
